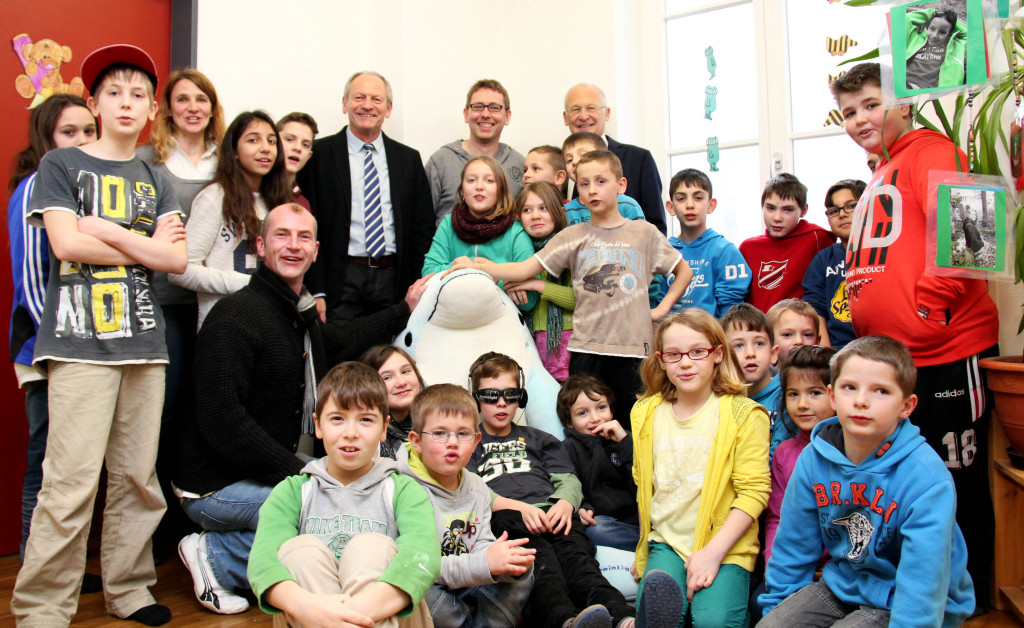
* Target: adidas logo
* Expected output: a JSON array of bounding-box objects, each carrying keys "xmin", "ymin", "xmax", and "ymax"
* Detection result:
[{"xmin": 934, "ymin": 389, "xmax": 965, "ymax": 398}]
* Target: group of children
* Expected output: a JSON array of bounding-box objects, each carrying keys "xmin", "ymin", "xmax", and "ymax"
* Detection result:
[
  {"xmin": 249, "ymin": 305, "xmax": 972, "ymax": 627},
  {"xmin": 5, "ymin": 39, "xmax": 985, "ymax": 628}
]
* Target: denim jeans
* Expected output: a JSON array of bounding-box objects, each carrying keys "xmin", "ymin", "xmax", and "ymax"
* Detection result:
[
  {"xmin": 180, "ymin": 479, "xmax": 273, "ymax": 592},
  {"xmin": 20, "ymin": 379, "xmax": 48, "ymax": 562},
  {"xmin": 756, "ymin": 580, "xmax": 890, "ymax": 628},
  {"xmin": 584, "ymin": 515, "xmax": 640, "ymax": 553},
  {"xmin": 425, "ymin": 566, "xmax": 534, "ymax": 628}
]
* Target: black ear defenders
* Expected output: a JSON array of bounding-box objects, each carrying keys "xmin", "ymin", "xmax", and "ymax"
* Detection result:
[{"xmin": 467, "ymin": 353, "xmax": 528, "ymax": 410}]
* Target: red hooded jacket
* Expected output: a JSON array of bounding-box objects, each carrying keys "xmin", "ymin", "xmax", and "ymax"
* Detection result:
[
  {"xmin": 846, "ymin": 129, "xmax": 998, "ymax": 366},
  {"xmin": 740, "ymin": 220, "xmax": 835, "ymax": 313}
]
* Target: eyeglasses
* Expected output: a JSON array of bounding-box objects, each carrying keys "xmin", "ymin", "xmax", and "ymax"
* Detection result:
[
  {"xmin": 825, "ymin": 201, "xmax": 859, "ymax": 218},
  {"xmin": 420, "ymin": 430, "xmax": 478, "ymax": 442},
  {"xmin": 566, "ymin": 105, "xmax": 606, "ymax": 117},
  {"xmin": 473, "ymin": 388, "xmax": 526, "ymax": 405},
  {"xmin": 467, "ymin": 103, "xmax": 505, "ymax": 113},
  {"xmin": 658, "ymin": 346, "xmax": 719, "ymax": 363}
]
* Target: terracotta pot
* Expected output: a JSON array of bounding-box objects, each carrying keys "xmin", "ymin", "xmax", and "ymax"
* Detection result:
[{"xmin": 980, "ymin": 356, "xmax": 1024, "ymax": 461}]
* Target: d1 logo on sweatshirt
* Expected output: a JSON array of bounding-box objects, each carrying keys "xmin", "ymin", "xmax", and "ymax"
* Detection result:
[
  {"xmin": 757, "ymin": 260, "xmax": 788, "ymax": 290},
  {"xmin": 440, "ymin": 512, "xmax": 479, "ymax": 556}
]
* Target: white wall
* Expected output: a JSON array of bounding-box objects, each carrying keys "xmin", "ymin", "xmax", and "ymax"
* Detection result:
[{"xmin": 196, "ymin": 0, "xmax": 669, "ymax": 176}]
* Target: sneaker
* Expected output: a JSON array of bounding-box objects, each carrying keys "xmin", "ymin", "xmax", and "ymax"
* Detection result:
[
  {"xmin": 636, "ymin": 570, "xmax": 683, "ymax": 628},
  {"xmin": 567, "ymin": 604, "xmax": 613, "ymax": 628},
  {"xmin": 177, "ymin": 533, "xmax": 249, "ymax": 614}
]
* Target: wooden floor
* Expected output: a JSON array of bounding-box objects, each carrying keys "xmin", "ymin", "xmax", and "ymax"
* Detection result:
[
  {"xmin": 0, "ymin": 550, "xmax": 1021, "ymax": 627},
  {"xmin": 0, "ymin": 550, "xmax": 271, "ymax": 627}
]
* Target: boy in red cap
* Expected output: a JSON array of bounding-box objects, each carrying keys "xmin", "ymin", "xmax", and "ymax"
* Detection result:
[{"xmin": 11, "ymin": 44, "xmax": 186, "ymax": 628}]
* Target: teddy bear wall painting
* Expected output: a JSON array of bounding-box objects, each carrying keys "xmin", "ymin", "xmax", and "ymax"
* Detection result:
[{"xmin": 12, "ymin": 33, "xmax": 85, "ymax": 108}]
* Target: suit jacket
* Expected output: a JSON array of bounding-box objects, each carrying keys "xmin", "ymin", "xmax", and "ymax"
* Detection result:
[
  {"xmin": 606, "ymin": 136, "xmax": 666, "ymax": 234},
  {"xmin": 296, "ymin": 127, "xmax": 435, "ymax": 308}
]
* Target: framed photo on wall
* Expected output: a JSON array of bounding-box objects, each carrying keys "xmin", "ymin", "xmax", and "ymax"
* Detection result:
[{"xmin": 933, "ymin": 182, "xmax": 1007, "ymax": 275}]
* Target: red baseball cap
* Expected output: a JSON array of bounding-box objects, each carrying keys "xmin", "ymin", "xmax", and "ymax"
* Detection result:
[{"xmin": 81, "ymin": 44, "xmax": 158, "ymax": 94}]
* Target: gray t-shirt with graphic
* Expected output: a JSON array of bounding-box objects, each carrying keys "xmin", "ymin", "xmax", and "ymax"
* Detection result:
[
  {"xmin": 29, "ymin": 147, "xmax": 180, "ymax": 364},
  {"xmin": 536, "ymin": 220, "xmax": 681, "ymax": 358}
]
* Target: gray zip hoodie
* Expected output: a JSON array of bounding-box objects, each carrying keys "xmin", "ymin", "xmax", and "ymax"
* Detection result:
[
  {"xmin": 398, "ymin": 445, "xmax": 503, "ymax": 589},
  {"xmin": 248, "ymin": 456, "xmax": 441, "ymax": 614},
  {"xmin": 298, "ymin": 457, "xmax": 399, "ymax": 552}
]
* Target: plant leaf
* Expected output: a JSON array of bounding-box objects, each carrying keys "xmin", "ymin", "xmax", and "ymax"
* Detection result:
[
  {"xmin": 952, "ymin": 93, "xmax": 967, "ymax": 141},
  {"xmin": 931, "ymin": 99, "xmax": 954, "ymax": 138},
  {"xmin": 916, "ymin": 113, "xmax": 941, "ymax": 133},
  {"xmin": 837, "ymin": 48, "xmax": 880, "ymax": 66},
  {"xmin": 1016, "ymin": 203, "xmax": 1024, "ymax": 282},
  {"xmin": 976, "ymin": 82, "xmax": 1014, "ymax": 176}
]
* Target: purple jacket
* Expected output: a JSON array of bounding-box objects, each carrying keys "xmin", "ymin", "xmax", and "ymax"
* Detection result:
[{"xmin": 764, "ymin": 429, "xmax": 811, "ymax": 563}]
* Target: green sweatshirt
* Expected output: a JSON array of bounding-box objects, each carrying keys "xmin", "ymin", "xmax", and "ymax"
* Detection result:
[{"xmin": 248, "ymin": 457, "xmax": 440, "ymax": 616}]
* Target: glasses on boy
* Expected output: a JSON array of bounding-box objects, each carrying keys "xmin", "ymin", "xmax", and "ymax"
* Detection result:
[
  {"xmin": 825, "ymin": 201, "xmax": 859, "ymax": 218},
  {"xmin": 473, "ymin": 388, "xmax": 527, "ymax": 405},
  {"xmin": 658, "ymin": 346, "xmax": 718, "ymax": 363},
  {"xmin": 419, "ymin": 430, "xmax": 479, "ymax": 442}
]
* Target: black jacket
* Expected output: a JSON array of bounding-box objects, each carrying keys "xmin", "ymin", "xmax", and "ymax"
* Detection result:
[
  {"xmin": 562, "ymin": 428, "xmax": 639, "ymax": 524},
  {"xmin": 175, "ymin": 263, "xmax": 409, "ymax": 494},
  {"xmin": 296, "ymin": 127, "xmax": 435, "ymax": 309}
]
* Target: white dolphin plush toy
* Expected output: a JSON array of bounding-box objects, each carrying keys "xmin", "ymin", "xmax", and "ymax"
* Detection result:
[{"xmin": 394, "ymin": 269, "xmax": 563, "ymax": 439}]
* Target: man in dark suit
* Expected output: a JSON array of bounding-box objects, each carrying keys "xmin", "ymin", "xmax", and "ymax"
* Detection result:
[
  {"xmin": 297, "ymin": 71, "xmax": 435, "ymax": 323},
  {"xmin": 563, "ymin": 83, "xmax": 666, "ymax": 234}
]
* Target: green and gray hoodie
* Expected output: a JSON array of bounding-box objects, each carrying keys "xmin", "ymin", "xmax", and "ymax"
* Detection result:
[{"xmin": 248, "ymin": 457, "xmax": 440, "ymax": 615}]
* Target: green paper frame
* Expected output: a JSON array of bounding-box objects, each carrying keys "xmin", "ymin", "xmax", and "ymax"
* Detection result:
[
  {"xmin": 891, "ymin": 0, "xmax": 989, "ymax": 100},
  {"xmin": 929, "ymin": 177, "xmax": 1010, "ymax": 278}
]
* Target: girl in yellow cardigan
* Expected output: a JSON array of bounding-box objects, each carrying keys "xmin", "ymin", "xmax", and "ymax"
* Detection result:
[{"xmin": 631, "ymin": 309, "xmax": 770, "ymax": 627}]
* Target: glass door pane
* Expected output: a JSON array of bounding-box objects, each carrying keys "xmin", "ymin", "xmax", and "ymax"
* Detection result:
[{"xmin": 665, "ymin": 2, "xmax": 759, "ymax": 149}]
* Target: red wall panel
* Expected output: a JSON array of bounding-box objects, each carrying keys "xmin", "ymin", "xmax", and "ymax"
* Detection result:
[{"xmin": 0, "ymin": 0, "xmax": 172, "ymax": 555}]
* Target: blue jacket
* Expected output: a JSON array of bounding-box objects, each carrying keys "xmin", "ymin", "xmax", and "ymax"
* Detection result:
[
  {"xmin": 656, "ymin": 228, "xmax": 749, "ymax": 317},
  {"xmin": 8, "ymin": 173, "xmax": 49, "ymax": 366},
  {"xmin": 802, "ymin": 243, "xmax": 855, "ymax": 350},
  {"xmin": 761, "ymin": 417, "xmax": 974, "ymax": 627},
  {"xmin": 751, "ymin": 373, "xmax": 789, "ymax": 460}
]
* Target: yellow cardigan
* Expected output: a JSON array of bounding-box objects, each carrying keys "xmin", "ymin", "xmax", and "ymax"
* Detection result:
[{"xmin": 631, "ymin": 393, "xmax": 770, "ymax": 574}]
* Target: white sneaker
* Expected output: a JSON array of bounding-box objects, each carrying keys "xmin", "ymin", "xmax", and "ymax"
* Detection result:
[{"xmin": 177, "ymin": 532, "xmax": 250, "ymax": 614}]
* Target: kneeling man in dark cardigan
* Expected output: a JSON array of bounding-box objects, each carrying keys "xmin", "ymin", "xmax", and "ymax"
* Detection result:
[{"xmin": 172, "ymin": 203, "xmax": 430, "ymax": 615}]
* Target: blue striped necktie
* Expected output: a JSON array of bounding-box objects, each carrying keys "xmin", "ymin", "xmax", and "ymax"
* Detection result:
[{"xmin": 362, "ymin": 143, "xmax": 385, "ymax": 259}]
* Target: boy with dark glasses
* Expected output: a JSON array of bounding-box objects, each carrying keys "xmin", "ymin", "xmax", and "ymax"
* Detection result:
[{"xmin": 467, "ymin": 352, "xmax": 667, "ymax": 628}]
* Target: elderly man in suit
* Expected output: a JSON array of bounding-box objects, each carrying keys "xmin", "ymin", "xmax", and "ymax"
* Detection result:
[
  {"xmin": 298, "ymin": 71, "xmax": 435, "ymax": 322},
  {"xmin": 563, "ymin": 83, "xmax": 667, "ymax": 234}
]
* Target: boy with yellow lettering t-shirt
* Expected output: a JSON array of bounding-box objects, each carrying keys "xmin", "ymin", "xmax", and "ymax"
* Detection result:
[{"xmin": 13, "ymin": 44, "xmax": 187, "ymax": 627}]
